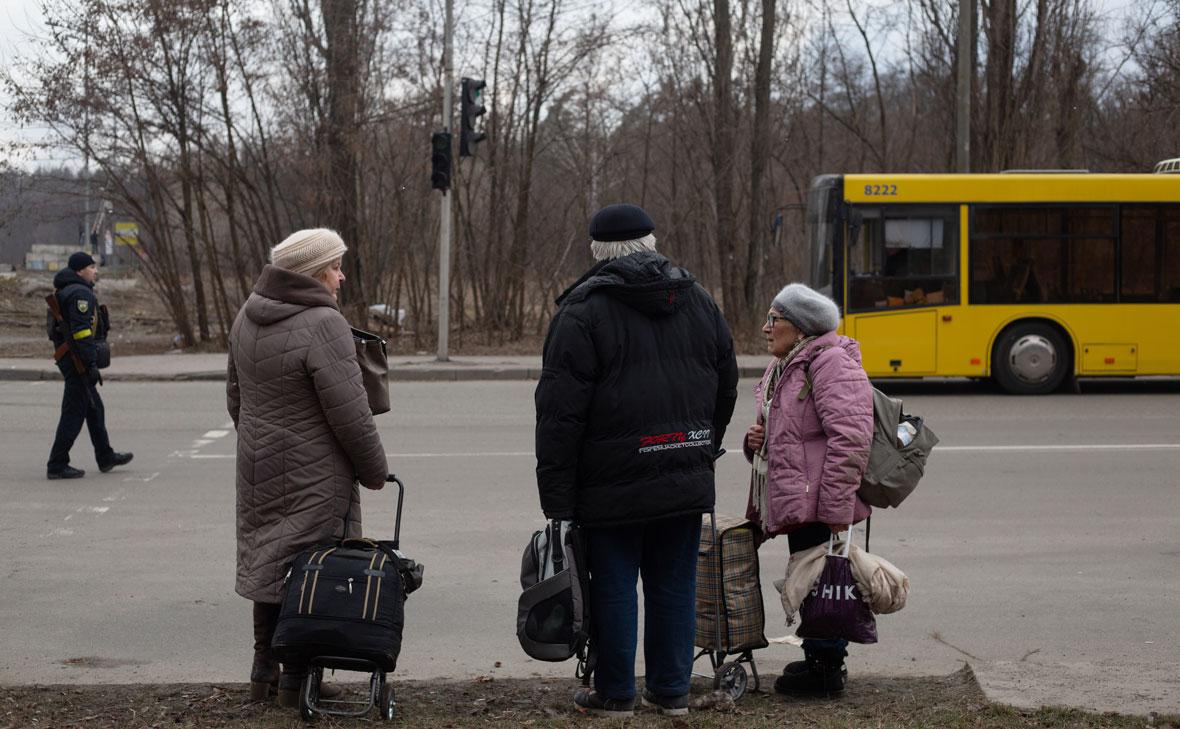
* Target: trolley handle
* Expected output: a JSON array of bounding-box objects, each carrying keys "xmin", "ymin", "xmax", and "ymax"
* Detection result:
[{"xmin": 386, "ymin": 474, "xmax": 405, "ymax": 550}]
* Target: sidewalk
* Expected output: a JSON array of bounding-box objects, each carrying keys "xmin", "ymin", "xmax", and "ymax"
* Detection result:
[{"xmin": 0, "ymin": 353, "xmax": 773, "ymax": 382}]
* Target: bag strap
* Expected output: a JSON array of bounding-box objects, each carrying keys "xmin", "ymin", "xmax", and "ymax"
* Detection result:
[
  {"xmin": 798, "ymin": 345, "xmax": 831, "ymax": 401},
  {"xmin": 340, "ymin": 537, "xmax": 403, "ymax": 565},
  {"xmin": 826, "ymin": 524, "xmax": 853, "ymax": 558},
  {"xmin": 550, "ymin": 519, "xmax": 565, "ymax": 570}
]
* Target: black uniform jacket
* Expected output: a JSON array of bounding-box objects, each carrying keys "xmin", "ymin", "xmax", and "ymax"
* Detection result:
[
  {"xmin": 535, "ymin": 250, "xmax": 740, "ymax": 526},
  {"xmin": 51, "ymin": 267, "xmax": 101, "ymax": 370}
]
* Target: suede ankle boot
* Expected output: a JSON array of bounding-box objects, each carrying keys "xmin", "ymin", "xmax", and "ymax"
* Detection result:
[{"xmin": 249, "ymin": 602, "xmax": 280, "ymax": 701}]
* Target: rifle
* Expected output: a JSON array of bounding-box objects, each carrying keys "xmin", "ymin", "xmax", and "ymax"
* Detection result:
[{"xmin": 46, "ymin": 293, "xmax": 94, "ymax": 383}]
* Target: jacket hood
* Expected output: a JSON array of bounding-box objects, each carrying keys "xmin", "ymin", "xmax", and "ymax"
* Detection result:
[
  {"xmin": 244, "ymin": 264, "xmax": 339, "ymax": 326},
  {"xmin": 556, "ymin": 251, "xmax": 697, "ymax": 317},
  {"xmin": 53, "ymin": 267, "xmax": 92, "ymax": 291}
]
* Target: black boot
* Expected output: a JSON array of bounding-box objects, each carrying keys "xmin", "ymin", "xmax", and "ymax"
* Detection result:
[
  {"xmin": 781, "ymin": 655, "xmax": 848, "ymax": 680},
  {"xmin": 774, "ymin": 647, "xmax": 847, "ymax": 697},
  {"xmin": 250, "ymin": 602, "xmax": 280, "ymax": 701}
]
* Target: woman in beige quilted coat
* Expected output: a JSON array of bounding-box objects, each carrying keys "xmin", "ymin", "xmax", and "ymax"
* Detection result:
[{"xmin": 227, "ymin": 228, "xmax": 388, "ymax": 706}]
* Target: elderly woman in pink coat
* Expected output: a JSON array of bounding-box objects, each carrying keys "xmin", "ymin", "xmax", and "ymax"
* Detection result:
[{"xmin": 743, "ymin": 283, "xmax": 873, "ymax": 698}]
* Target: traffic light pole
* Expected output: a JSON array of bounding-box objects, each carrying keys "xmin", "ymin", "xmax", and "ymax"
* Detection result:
[{"xmin": 437, "ymin": 0, "xmax": 454, "ymax": 362}]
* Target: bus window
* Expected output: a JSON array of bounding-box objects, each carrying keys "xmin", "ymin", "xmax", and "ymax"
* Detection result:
[
  {"xmin": 971, "ymin": 205, "xmax": 1116, "ymax": 304},
  {"xmin": 1121, "ymin": 205, "xmax": 1180, "ymax": 302},
  {"xmin": 807, "ymin": 175, "xmax": 841, "ymax": 296},
  {"xmin": 847, "ymin": 206, "xmax": 959, "ymax": 311}
]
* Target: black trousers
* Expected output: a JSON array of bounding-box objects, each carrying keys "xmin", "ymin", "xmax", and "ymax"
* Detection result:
[
  {"xmin": 787, "ymin": 521, "xmax": 834, "ymax": 555},
  {"xmin": 787, "ymin": 521, "xmax": 850, "ymax": 654},
  {"xmin": 47, "ymin": 365, "xmax": 113, "ymax": 472}
]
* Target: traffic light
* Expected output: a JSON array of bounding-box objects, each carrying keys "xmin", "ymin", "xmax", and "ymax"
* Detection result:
[
  {"xmin": 460, "ymin": 77, "xmax": 487, "ymax": 157},
  {"xmin": 431, "ymin": 131, "xmax": 452, "ymax": 190}
]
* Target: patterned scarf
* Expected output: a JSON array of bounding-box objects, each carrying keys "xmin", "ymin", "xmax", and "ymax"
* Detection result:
[{"xmin": 750, "ymin": 335, "xmax": 816, "ymax": 532}]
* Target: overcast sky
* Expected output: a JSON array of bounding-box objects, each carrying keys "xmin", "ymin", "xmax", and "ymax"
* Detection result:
[{"xmin": 1, "ymin": 1, "xmax": 64, "ymax": 168}]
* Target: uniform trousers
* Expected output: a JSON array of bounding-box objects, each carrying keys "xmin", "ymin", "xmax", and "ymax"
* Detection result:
[{"xmin": 47, "ymin": 365, "xmax": 113, "ymax": 472}]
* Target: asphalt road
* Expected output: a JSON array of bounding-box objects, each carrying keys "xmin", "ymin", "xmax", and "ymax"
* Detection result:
[{"xmin": 1, "ymin": 378, "xmax": 1177, "ymax": 715}]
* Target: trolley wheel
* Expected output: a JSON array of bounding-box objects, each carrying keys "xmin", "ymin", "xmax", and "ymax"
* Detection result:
[
  {"xmin": 299, "ymin": 667, "xmax": 322, "ymax": 722},
  {"xmin": 380, "ymin": 681, "xmax": 397, "ymax": 720},
  {"xmin": 714, "ymin": 661, "xmax": 748, "ymax": 700}
]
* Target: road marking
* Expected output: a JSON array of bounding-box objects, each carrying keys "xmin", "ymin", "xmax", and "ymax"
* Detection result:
[
  {"xmin": 179, "ymin": 451, "xmax": 536, "ymax": 460},
  {"xmin": 939, "ymin": 444, "xmax": 1180, "ymax": 452},
  {"xmin": 174, "ymin": 445, "xmax": 1180, "ymax": 460},
  {"xmin": 385, "ymin": 451, "xmax": 536, "ymax": 458},
  {"xmin": 123, "ymin": 472, "xmax": 159, "ymax": 483},
  {"xmin": 193, "ymin": 439, "xmax": 213, "ymax": 447},
  {"xmin": 202, "ymin": 430, "xmax": 229, "ymax": 439}
]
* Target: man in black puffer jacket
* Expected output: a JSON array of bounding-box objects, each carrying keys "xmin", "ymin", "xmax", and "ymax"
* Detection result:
[{"xmin": 535, "ymin": 203, "xmax": 738, "ymax": 717}]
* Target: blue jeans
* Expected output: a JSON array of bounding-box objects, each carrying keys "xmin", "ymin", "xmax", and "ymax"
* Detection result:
[{"xmin": 586, "ymin": 514, "xmax": 701, "ymax": 700}]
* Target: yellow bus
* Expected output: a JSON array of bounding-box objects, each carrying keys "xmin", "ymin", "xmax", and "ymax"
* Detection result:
[{"xmin": 807, "ymin": 171, "xmax": 1180, "ymax": 394}]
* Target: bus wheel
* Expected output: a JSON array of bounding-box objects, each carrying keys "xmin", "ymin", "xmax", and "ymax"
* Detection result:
[{"xmin": 993, "ymin": 322, "xmax": 1070, "ymax": 395}]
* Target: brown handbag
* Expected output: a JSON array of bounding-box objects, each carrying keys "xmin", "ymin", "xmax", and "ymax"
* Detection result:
[{"xmin": 351, "ymin": 327, "xmax": 390, "ymax": 415}]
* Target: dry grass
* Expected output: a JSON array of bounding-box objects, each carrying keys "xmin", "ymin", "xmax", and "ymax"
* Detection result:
[{"xmin": 1, "ymin": 667, "xmax": 1173, "ymax": 729}]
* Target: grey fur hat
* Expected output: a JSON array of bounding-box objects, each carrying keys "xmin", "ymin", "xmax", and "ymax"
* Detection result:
[{"xmin": 771, "ymin": 283, "xmax": 840, "ymax": 335}]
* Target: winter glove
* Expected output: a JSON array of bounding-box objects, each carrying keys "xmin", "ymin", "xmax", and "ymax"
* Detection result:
[{"xmin": 88, "ymin": 366, "xmax": 103, "ymax": 386}]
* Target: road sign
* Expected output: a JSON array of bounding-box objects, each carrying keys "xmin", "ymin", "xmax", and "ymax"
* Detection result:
[{"xmin": 115, "ymin": 222, "xmax": 139, "ymax": 246}]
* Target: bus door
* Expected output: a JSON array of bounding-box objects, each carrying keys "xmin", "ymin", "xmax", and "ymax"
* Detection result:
[{"xmin": 844, "ymin": 205, "xmax": 961, "ymax": 376}]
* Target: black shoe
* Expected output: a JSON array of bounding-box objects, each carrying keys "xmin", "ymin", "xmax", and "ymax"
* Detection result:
[
  {"xmin": 47, "ymin": 466, "xmax": 85, "ymax": 480},
  {"xmin": 641, "ymin": 688, "xmax": 689, "ymax": 716},
  {"xmin": 99, "ymin": 452, "xmax": 133, "ymax": 473},
  {"xmin": 573, "ymin": 688, "xmax": 635, "ymax": 717}
]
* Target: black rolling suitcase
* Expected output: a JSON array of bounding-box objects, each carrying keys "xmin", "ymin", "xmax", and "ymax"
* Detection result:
[{"xmin": 272, "ymin": 475, "xmax": 424, "ymax": 721}]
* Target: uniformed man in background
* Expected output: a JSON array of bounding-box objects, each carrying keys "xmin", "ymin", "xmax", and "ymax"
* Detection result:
[{"xmin": 46, "ymin": 251, "xmax": 133, "ymax": 480}]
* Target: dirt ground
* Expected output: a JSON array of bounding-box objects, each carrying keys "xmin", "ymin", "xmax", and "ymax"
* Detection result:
[
  {"xmin": 0, "ymin": 270, "xmax": 176, "ymax": 357},
  {"xmin": 2, "ymin": 667, "xmax": 1172, "ymax": 729},
  {"xmin": 0, "ymin": 270, "xmax": 769, "ymax": 359},
  {"xmin": 0, "ymin": 269, "xmax": 553, "ymax": 359}
]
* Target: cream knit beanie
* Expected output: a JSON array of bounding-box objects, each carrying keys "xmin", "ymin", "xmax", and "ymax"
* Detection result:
[{"xmin": 270, "ymin": 228, "xmax": 348, "ymax": 276}]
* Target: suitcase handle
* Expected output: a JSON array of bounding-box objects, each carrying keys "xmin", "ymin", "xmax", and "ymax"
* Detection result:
[{"xmin": 386, "ymin": 474, "xmax": 404, "ymax": 549}]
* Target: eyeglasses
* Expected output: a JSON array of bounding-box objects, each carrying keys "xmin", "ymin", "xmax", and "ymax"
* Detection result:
[{"xmin": 766, "ymin": 313, "xmax": 789, "ymax": 328}]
